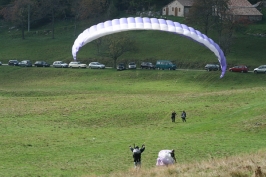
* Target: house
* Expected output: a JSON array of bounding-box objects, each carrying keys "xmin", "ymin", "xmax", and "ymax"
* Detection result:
[
  {"xmin": 227, "ymin": 0, "xmax": 263, "ymax": 22},
  {"xmin": 162, "ymin": 0, "xmax": 262, "ymax": 22},
  {"xmin": 162, "ymin": 0, "xmax": 194, "ymax": 17}
]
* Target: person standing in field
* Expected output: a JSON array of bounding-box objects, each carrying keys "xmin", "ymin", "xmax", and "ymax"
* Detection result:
[
  {"xmin": 181, "ymin": 110, "xmax": 186, "ymax": 122},
  {"xmin": 171, "ymin": 111, "xmax": 176, "ymax": 122},
  {"xmin": 129, "ymin": 144, "xmax": 145, "ymax": 168}
]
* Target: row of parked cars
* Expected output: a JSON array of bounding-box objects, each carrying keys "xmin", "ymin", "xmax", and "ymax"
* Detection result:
[
  {"xmin": 5, "ymin": 60, "xmax": 106, "ymax": 69},
  {"xmin": 3, "ymin": 60, "xmax": 266, "ymax": 74},
  {"xmin": 117, "ymin": 60, "xmax": 177, "ymax": 71},
  {"xmin": 205, "ymin": 63, "xmax": 266, "ymax": 74}
]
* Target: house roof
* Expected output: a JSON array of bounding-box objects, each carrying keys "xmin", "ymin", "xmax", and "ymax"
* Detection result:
[
  {"xmin": 228, "ymin": 0, "xmax": 262, "ymax": 16},
  {"xmin": 178, "ymin": 0, "xmax": 194, "ymax": 6},
  {"xmin": 163, "ymin": 0, "xmax": 194, "ymax": 7}
]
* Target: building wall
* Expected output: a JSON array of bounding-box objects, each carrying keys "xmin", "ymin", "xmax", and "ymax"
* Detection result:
[
  {"xmin": 162, "ymin": 0, "xmax": 185, "ymax": 17},
  {"xmin": 234, "ymin": 15, "xmax": 263, "ymax": 22}
]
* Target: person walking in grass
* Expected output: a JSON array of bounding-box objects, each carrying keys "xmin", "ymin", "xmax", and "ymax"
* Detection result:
[
  {"xmin": 181, "ymin": 110, "xmax": 186, "ymax": 122},
  {"xmin": 129, "ymin": 144, "xmax": 145, "ymax": 168},
  {"xmin": 171, "ymin": 111, "xmax": 176, "ymax": 122}
]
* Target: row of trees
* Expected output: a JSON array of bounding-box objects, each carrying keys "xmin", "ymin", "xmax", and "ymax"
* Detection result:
[
  {"xmin": 0, "ymin": 0, "xmax": 261, "ymax": 61},
  {"xmin": 0, "ymin": 0, "xmax": 175, "ymax": 39},
  {"xmin": 0, "ymin": 0, "xmax": 111, "ymax": 39}
]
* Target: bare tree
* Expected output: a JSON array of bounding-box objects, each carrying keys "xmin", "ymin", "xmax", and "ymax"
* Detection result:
[
  {"xmin": 37, "ymin": 0, "xmax": 67, "ymax": 39},
  {"xmin": 70, "ymin": 0, "xmax": 108, "ymax": 37},
  {"xmin": 185, "ymin": 0, "xmax": 214, "ymax": 35},
  {"xmin": 213, "ymin": 0, "xmax": 235, "ymax": 56},
  {"xmin": 0, "ymin": 0, "xmax": 33, "ymax": 39},
  {"xmin": 101, "ymin": 32, "xmax": 137, "ymax": 68},
  {"xmin": 186, "ymin": 0, "xmax": 235, "ymax": 56}
]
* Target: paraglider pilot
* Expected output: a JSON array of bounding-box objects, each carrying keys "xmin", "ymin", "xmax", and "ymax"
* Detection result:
[
  {"xmin": 181, "ymin": 110, "xmax": 187, "ymax": 122},
  {"xmin": 170, "ymin": 149, "xmax": 176, "ymax": 163},
  {"xmin": 129, "ymin": 144, "xmax": 145, "ymax": 168},
  {"xmin": 171, "ymin": 111, "xmax": 176, "ymax": 122}
]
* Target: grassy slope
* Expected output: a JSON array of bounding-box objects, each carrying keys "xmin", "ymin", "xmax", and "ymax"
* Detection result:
[
  {"xmin": 0, "ymin": 11, "xmax": 266, "ymax": 69},
  {"xmin": 0, "ymin": 11, "xmax": 266, "ymax": 176},
  {"xmin": 0, "ymin": 67, "xmax": 265, "ymax": 176}
]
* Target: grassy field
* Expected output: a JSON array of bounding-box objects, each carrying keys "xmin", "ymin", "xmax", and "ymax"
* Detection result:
[
  {"xmin": 0, "ymin": 66, "xmax": 265, "ymax": 176},
  {"xmin": 0, "ymin": 10, "xmax": 266, "ymax": 176},
  {"xmin": 0, "ymin": 10, "xmax": 266, "ymax": 69}
]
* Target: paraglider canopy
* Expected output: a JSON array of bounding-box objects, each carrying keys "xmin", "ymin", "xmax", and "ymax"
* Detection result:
[
  {"xmin": 156, "ymin": 149, "xmax": 175, "ymax": 166},
  {"xmin": 72, "ymin": 17, "xmax": 227, "ymax": 78}
]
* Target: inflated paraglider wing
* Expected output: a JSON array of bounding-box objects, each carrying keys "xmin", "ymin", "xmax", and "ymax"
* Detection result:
[
  {"xmin": 72, "ymin": 17, "xmax": 227, "ymax": 78},
  {"xmin": 156, "ymin": 150, "xmax": 175, "ymax": 166}
]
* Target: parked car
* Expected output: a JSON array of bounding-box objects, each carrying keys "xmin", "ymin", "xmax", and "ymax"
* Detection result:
[
  {"xmin": 88, "ymin": 62, "xmax": 105, "ymax": 69},
  {"xmin": 69, "ymin": 61, "xmax": 87, "ymax": 68},
  {"xmin": 140, "ymin": 62, "xmax": 155, "ymax": 69},
  {"xmin": 8, "ymin": 60, "xmax": 19, "ymax": 66},
  {"xmin": 254, "ymin": 65, "xmax": 266, "ymax": 74},
  {"xmin": 18, "ymin": 60, "xmax": 32, "ymax": 67},
  {"xmin": 117, "ymin": 63, "xmax": 126, "ymax": 71},
  {"xmin": 34, "ymin": 61, "xmax": 50, "ymax": 67},
  {"xmin": 155, "ymin": 60, "xmax": 177, "ymax": 70},
  {"xmin": 229, "ymin": 65, "xmax": 248, "ymax": 73},
  {"xmin": 53, "ymin": 61, "xmax": 68, "ymax": 68},
  {"xmin": 0, "ymin": 61, "xmax": 2, "ymax": 66},
  {"xmin": 128, "ymin": 62, "xmax": 137, "ymax": 69},
  {"xmin": 205, "ymin": 64, "xmax": 220, "ymax": 71}
]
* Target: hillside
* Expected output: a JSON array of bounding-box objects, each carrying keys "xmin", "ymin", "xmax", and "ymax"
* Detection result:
[
  {"xmin": 0, "ymin": 10, "xmax": 266, "ymax": 176},
  {"xmin": 0, "ymin": 66, "xmax": 266, "ymax": 176},
  {"xmin": 0, "ymin": 9, "xmax": 266, "ymax": 70}
]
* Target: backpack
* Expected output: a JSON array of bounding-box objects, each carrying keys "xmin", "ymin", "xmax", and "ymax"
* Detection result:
[{"xmin": 133, "ymin": 148, "xmax": 141, "ymax": 158}]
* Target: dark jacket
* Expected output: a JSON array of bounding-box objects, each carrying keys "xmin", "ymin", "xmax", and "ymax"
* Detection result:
[{"xmin": 130, "ymin": 145, "xmax": 145, "ymax": 162}]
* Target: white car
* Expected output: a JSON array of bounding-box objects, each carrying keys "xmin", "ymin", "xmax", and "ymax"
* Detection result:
[
  {"xmin": 69, "ymin": 61, "xmax": 87, "ymax": 68},
  {"xmin": 53, "ymin": 61, "xmax": 68, "ymax": 68},
  {"xmin": 254, "ymin": 65, "xmax": 266, "ymax": 74},
  {"xmin": 128, "ymin": 62, "xmax": 137, "ymax": 69},
  {"xmin": 88, "ymin": 62, "xmax": 105, "ymax": 69}
]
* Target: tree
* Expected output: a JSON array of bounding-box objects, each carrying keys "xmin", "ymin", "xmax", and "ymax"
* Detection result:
[
  {"xmin": 212, "ymin": 0, "xmax": 234, "ymax": 56},
  {"xmin": 185, "ymin": 0, "xmax": 215, "ymax": 35},
  {"xmin": 37, "ymin": 0, "xmax": 68, "ymax": 39},
  {"xmin": 0, "ymin": 0, "xmax": 34, "ymax": 39},
  {"xmin": 101, "ymin": 32, "xmax": 137, "ymax": 68},
  {"xmin": 186, "ymin": 0, "xmax": 235, "ymax": 56},
  {"xmin": 70, "ymin": 0, "xmax": 108, "ymax": 37},
  {"xmin": 105, "ymin": 0, "xmax": 118, "ymax": 19},
  {"xmin": 0, "ymin": 0, "xmax": 12, "ymax": 6}
]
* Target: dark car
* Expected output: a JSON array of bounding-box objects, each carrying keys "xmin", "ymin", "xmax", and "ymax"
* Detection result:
[
  {"xmin": 155, "ymin": 60, "xmax": 177, "ymax": 70},
  {"xmin": 140, "ymin": 62, "xmax": 155, "ymax": 69},
  {"xmin": 229, "ymin": 65, "xmax": 248, "ymax": 73},
  {"xmin": 34, "ymin": 61, "xmax": 50, "ymax": 67},
  {"xmin": 0, "ymin": 61, "xmax": 2, "ymax": 66},
  {"xmin": 18, "ymin": 60, "xmax": 32, "ymax": 67},
  {"xmin": 117, "ymin": 63, "xmax": 126, "ymax": 71},
  {"xmin": 205, "ymin": 64, "xmax": 220, "ymax": 71},
  {"xmin": 8, "ymin": 60, "xmax": 19, "ymax": 66}
]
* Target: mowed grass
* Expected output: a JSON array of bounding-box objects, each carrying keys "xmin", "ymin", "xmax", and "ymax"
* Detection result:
[
  {"xmin": 0, "ymin": 67, "xmax": 265, "ymax": 176},
  {"xmin": 0, "ymin": 10, "xmax": 266, "ymax": 69}
]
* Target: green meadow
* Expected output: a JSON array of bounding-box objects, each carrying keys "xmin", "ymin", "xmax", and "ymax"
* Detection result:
[
  {"xmin": 0, "ymin": 66, "xmax": 265, "ymax": 176},
  {"xmin": 0, "ymin": 10, "xmax": 266, "ymax": 176}
]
